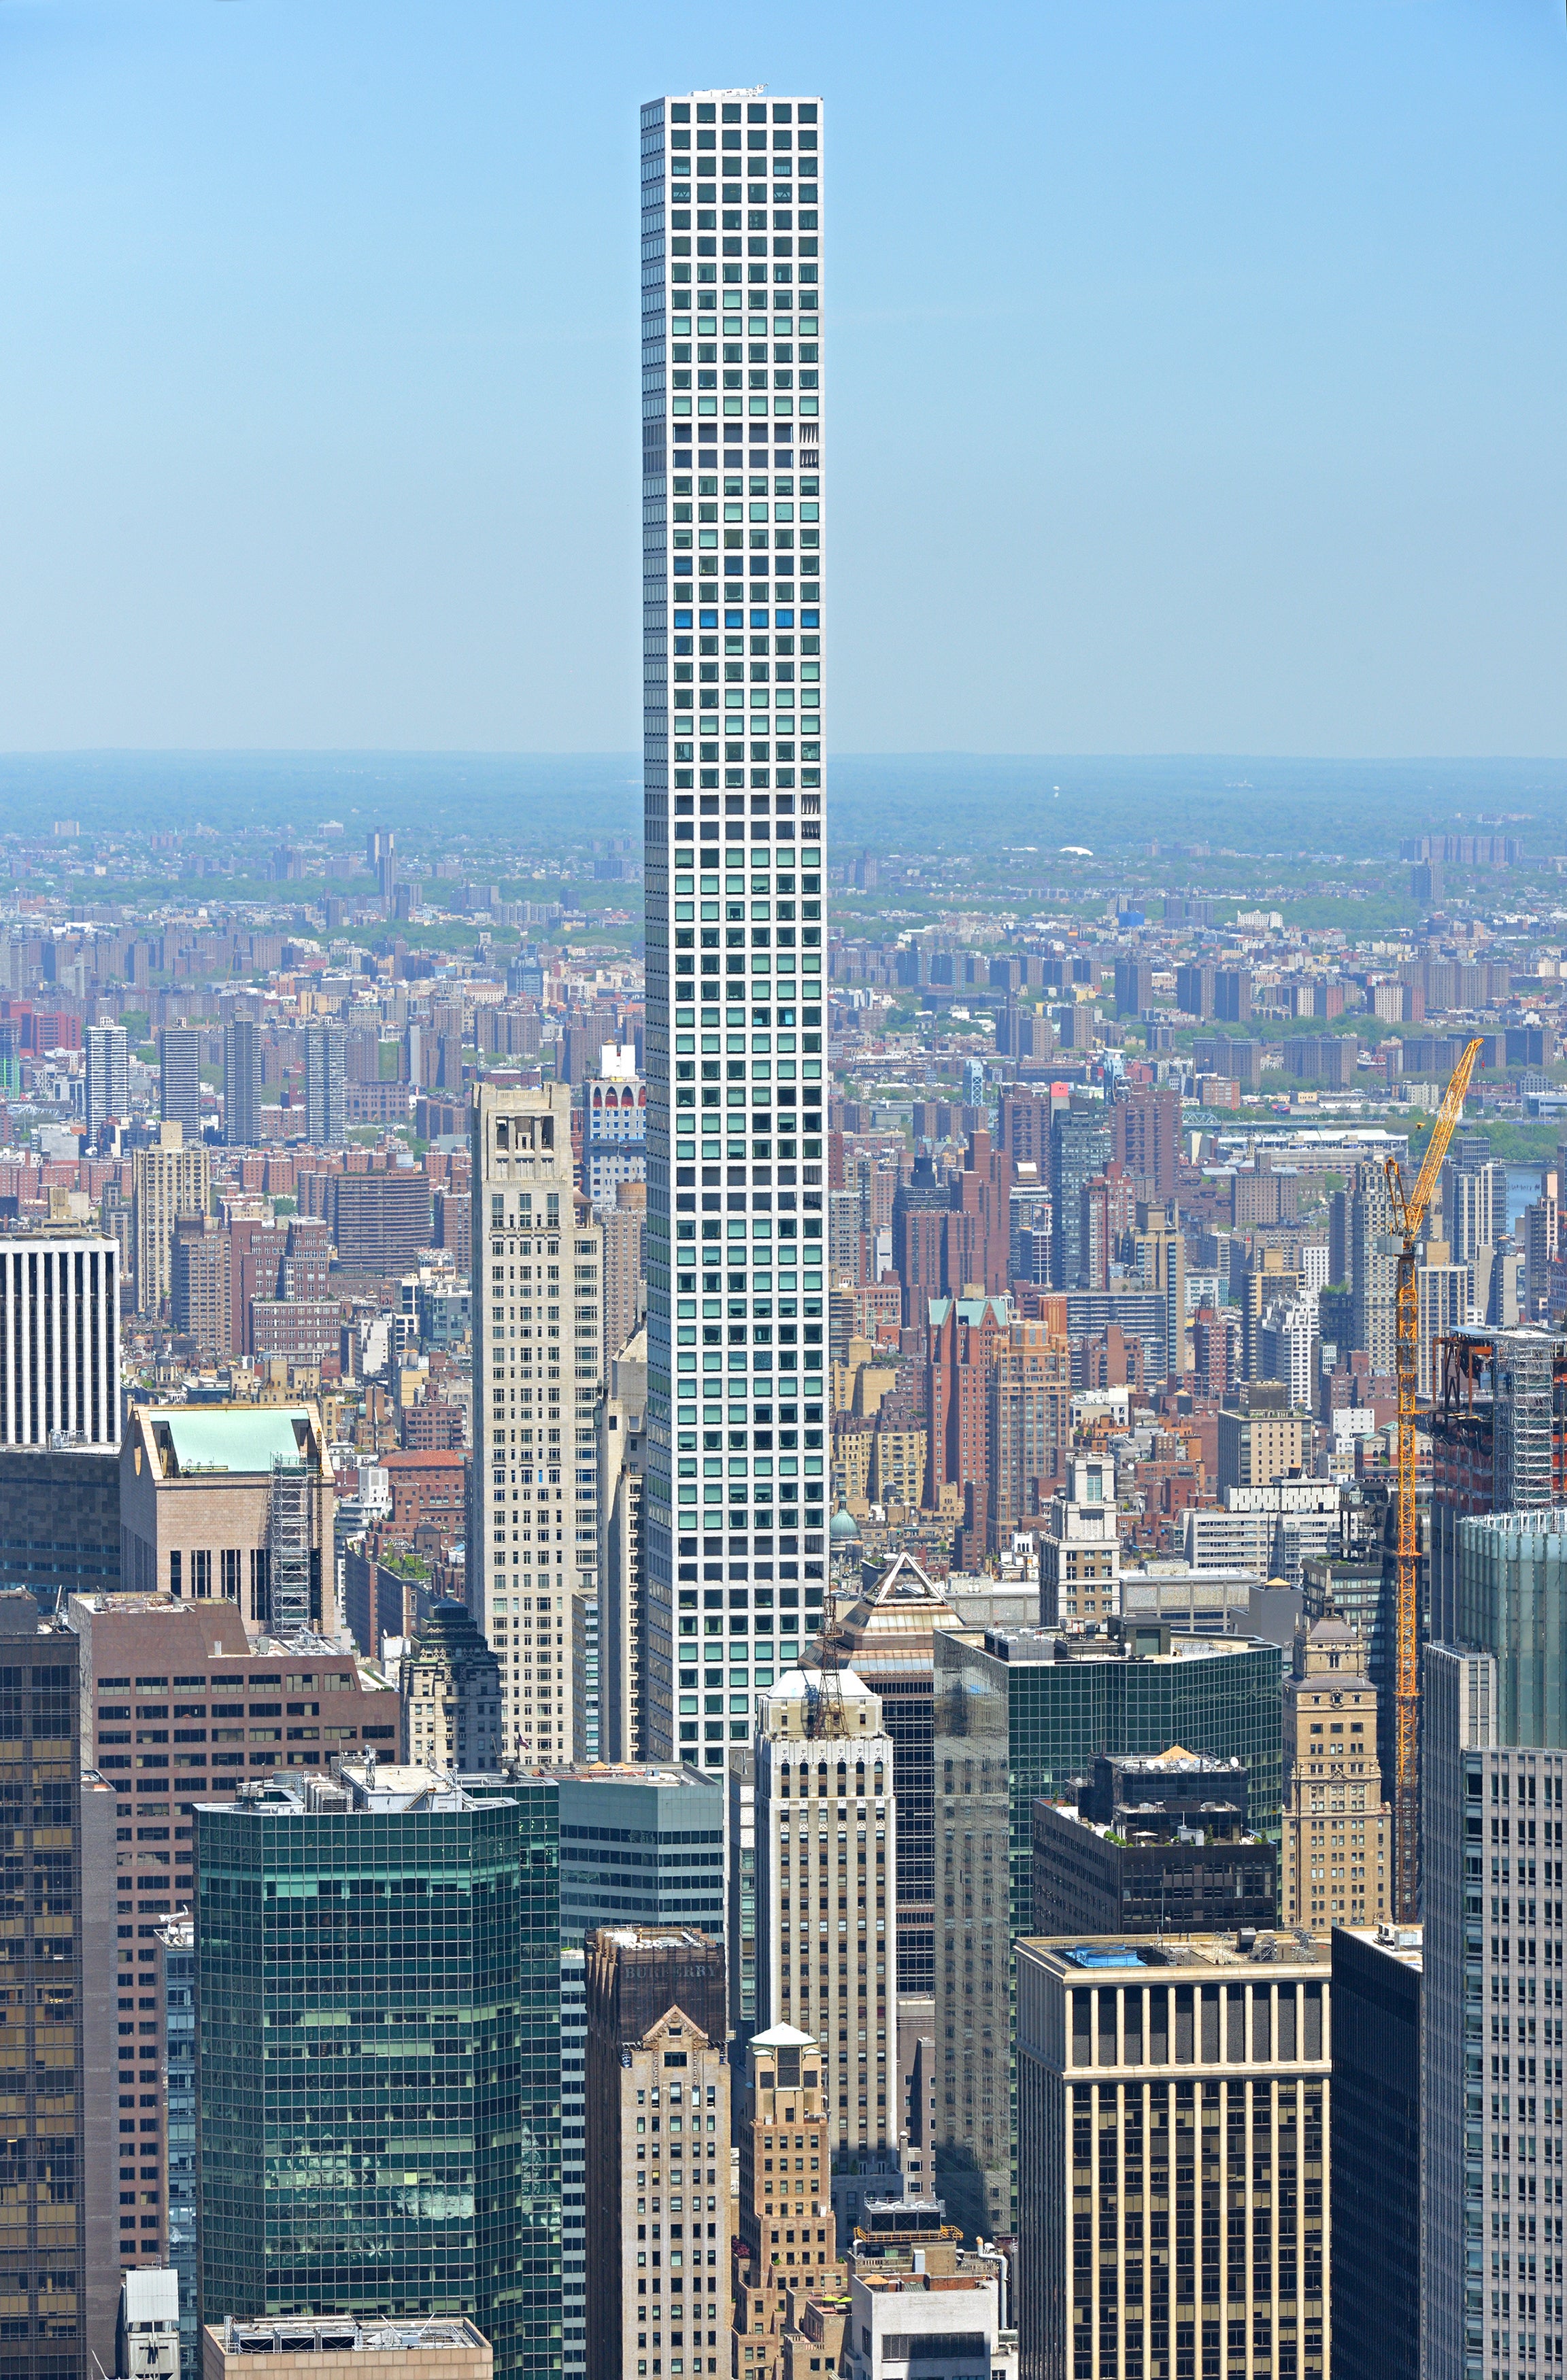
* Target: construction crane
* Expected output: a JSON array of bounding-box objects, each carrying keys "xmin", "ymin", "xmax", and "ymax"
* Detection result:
[{"xmin": 1382, "ymin": 1034, "xmax": 1483, "ymax": 1920}]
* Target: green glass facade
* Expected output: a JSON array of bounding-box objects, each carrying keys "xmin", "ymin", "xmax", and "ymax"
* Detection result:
[
  {"xmin": 1455, "ymin": 1507, "xmax": 1567, "ymax": 1748},
  {"xmin": 931, "ymin": 1627, "xmax": 1283, "ymax": 2239},
  {"xmin": 196, "ymin": 1778, "xmax": 560, "ymax": 2380}
]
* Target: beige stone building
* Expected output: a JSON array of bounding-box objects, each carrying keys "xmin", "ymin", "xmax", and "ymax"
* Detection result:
[
  {"xmin": 118, "ymin": 1402, "xmax": 337, "ymax": 1634},
  {"xmin": 1039, "ymin": 1455, "xmax": 1122, "ymax": 1633},
  {"xmin": 732, "ymin": 2023, "xmax": 844, "ymax": 2380},
  {"xmin": 584, "ymin": 1925, "xmax": 732, "ymax": 2380},
  {"xmin": 471, "ymin": 1081, "xmax": 605, "ymax": 1765},
  {"xmin": 133, "ymin": 1123, "xmax": 211, "ymax": 1320},
  {"xmin": 754, "ymin": 1667, "xmax": 898, "ymax": 2158},
  {"xmin": 1280, "ymin": 1614, "xmax": 1391, "ymax": 1931}
]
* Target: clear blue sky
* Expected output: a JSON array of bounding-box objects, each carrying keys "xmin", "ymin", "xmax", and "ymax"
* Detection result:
[{"xmin": 1, "ymin": 0, "xmax": 1564, "ymax": 759}]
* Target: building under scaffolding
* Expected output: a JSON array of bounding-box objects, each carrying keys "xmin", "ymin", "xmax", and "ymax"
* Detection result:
[
  {"xmin": 1431, "ymin": 1325, "xmax": 1567, "ymax": 1639},
  {"xmin": 267, "ymin": 1457, "xmax": 316, "ymax": 1637}
]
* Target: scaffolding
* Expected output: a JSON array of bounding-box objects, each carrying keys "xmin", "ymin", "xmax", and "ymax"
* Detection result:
[{"xmin": 267, "ymin": 1459, "xmax": 314, "ymax": 1638}]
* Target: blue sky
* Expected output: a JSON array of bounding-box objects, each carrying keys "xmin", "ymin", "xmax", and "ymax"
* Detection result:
[{"xmin": 0, "ymin": 0, "xmax": 1563, "ymax": 758}]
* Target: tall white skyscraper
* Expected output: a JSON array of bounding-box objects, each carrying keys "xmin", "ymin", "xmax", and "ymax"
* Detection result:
[
  {"xmin": 0, "ymin": 1234, "xmax": 120, "ymax": 1446},
  {"xmin": 470, "ymin": 1082, "xmax": 604, "ymax": 1764},
  {"xmin": 639, "ymin": 88, "xmax": 830, "ymax": 1773}
]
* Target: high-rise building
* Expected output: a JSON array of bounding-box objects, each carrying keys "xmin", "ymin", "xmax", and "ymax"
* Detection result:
[
  {"xmin": 550, "ymin": 1761, "xmax": 724, "ymax": 1946},
  {"xmin": 303, "ymin": 1023, "xmax": 345, "ymax": 1146},
  {"xmin": 753, "ymin": 1667, "xmax": 898, "ymax": 2157},
  {"xmin": 571, "ymin": 1588, "xmax": 601, "ymax": 1761},
  {"xmin": 0, "ymin": 1591, "xmax": 92, "ymax": 2380},
  {"xmin": 85, "ymin": 1023, "xmax": 129, "ymax": 1136},
  {"xmin": 155, "ymin": 1918, "xmax": 197, "ymax": 2380},
  {"xmin": 471, "ymin": 1082, "xmax": 603, "ymax": 1765},
  {"xmin": 1420, "ymin": 1642, "xmax": 1538, "ymax": 2380},
  {"xmin": 818, "ymin": 1550, "xmax": 961, "ymax": 2003},
  {"xmin": 599, "ymin": 1329, "xmax": 649, "ymax": 1762},
  {"xmin": 601, "ymin": 1185, "xmax": 647, "ymax": 1370},
  {"xmin": 329, "ymin": 1170, "xmax": 433, "ymax": 1268},
  {"xmin": 1031, "ymin": 1748, "xmax": 1277, "ymax": 1937},
  {"xmin": 157, "ymin": 1029, "xmax": 201, "ymax": 1144},
  {"xmin": 931, "ymin": 1622, "xmax": 1285, "ymax": 2238},
  {"xmin": 584, "ymin": 1924, "xmax": 732, "ymax": 2380},
  {"xmin": 197, "ymin": 1764, "xmax": 560, "ymax": 2380},
  {"xmin": 985, "ymin": 1315, "xmax": 1072, "ymax": 1552},
  {"xmin": 0, "ymin": 1234, "xmax": 120, "ymax": 1446},
  {"xmin": 133, "ymin": 1125, "xmax": 210, "ymax": 1321},
  {"xmin": 1016, "ymin": 1931, "xmax": 1332, "ymax": 2380},
  {"xmin": 559, "ymin": 1945, "xmax": 588, "ymax": 2380},
  {"xmin": 1038, "ymin": 1453, "xmax": 1122, "ymax": 1632},
  {"xmin": 117, "ymin": 1402, "xmax": 339, "ymax": 1629},
  {"xmin": 1051, "ymin": 1106, "xmax": 1111, "ymax": 1291},
  {"xmin": 169, "ymin": 1217, "xmax": 229, "ymax": 1357},
  {"xmin": 221, "ymin": 1022, "xmax": 262, "ymax": 1150},
  {"xmin": 639, "ymin": 88, "xmax": 830, "ymax": 1778},
  {"xmin": 1349, "ymin": 1168, "xmax": 1398, "ymax": 1375},
  {"xmin": 397, "ymin": 1597, "xmax": 504, "ymax": 1772},
  {"xmin": 730, "ymin": 2024, "xmax": 844, "ymax": 2379},
  {"xmin": 1279, "ymin": 1616, "xmax": 1391, "ymax": 1933},
  {"xmin": 1430, "ymin": 1327, "xmax": 1564, "ymax": 1643},
  {"xmin": 1330, "ymin": 1922, "xmax": 1421, "ymax": 2380}
]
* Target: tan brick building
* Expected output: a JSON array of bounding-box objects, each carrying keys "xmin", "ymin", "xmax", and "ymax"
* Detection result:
[{"xmin": 118, "ymin": 1402, "xmax": 337, "ymax": 1633}]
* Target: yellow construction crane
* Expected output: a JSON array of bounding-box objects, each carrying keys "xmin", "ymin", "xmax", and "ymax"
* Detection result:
[{"xmin": 1382, "ymin": 1034, "xmax": 1483, "ymax": 1920}]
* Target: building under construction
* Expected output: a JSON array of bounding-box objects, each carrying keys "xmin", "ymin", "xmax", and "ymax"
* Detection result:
[{"xmin": 1431, "ymin": 1325, "xmax": 1567, "ymax": 1639}]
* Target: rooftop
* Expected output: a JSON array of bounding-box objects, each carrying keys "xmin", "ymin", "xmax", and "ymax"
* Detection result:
[
  {"xmin": 1025, "ymin": 1927, "xmax": 1329, "ymax": 1977},
  {"xmin": 212, "ymin": 2318, "xmax": 489, "ymax": 2360},
  {"xmin": 141, "ymin": 1404, "xmax": 316, "ymax": 1478}
]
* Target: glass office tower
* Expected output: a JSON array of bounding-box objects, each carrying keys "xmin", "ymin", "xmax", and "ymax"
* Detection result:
[
  {"xmin": 195, "ymin": 1769, "xmax": 560, "ymax": 2380},
  {"xmin": 639, "ymin": 89, "xmax": 829, "ymax": 1770}
]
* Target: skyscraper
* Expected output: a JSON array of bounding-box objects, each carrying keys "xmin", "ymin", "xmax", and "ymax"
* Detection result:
[
  {"xmin": 584, "ymin": 1925, "xmax": 732, "ymax": 2380},
  {"xmin": 932, "ymin": 1622, "xmax": 1284, "ymax": 2238},
  {"xmin": 599, "ymin": 1329, "xmax": 649, "ymax": 1761},
  {"xmin": 471, "ymin": 1082, "xmax": 604, "ymax": 1765},
  {"xmin": 132, "ymin": 1124, "xmax": 211, "ymax": 1320},
  {"xmin": 84, "ymin": 1023, "xmax": 129, "ymax": 1136},
  {"xmin": 0, "ymin": 1234, "xmax": 120, "ymax": 1446},
  {"xmin": 0, "ymin": 1591, "xmax": 90, "ymax": 2380},
  {"xmin": 1016, "ymin": 1931, "xmax": 1332, "ymax": 2380},
  {"xmin": 157, "ymin": 1028, "xmax": 202, "ymax": 1144},
  {"xmin": 1330, "ymin": 1923, "xmax": 1421, "ymax": 2380},
  {"xmin": 752, "ymin": 1667, "xmax": 898, "ymax": 2158},
  {"xmin": 222, "ymin": 1021, "xmax": 262, "ymax": 1150},
  {"xmin": 302, "ymin": 1023, "xmax": 345, "ymax": 1146},
  {"xmin": 1278, "ymin": 1615, "xmax": 1391, "ymax": 1933},
  {"xmin": 196, "ymin": 1764, "xmax": 559, "ymax": 2380},
  {"xmin": 1050, "ymin": 1105, "xmax": 1111, "ymax": 1291},
  {"xmin": 639, "ymin": 88, "xmax": 830, "ymax": 1774}
]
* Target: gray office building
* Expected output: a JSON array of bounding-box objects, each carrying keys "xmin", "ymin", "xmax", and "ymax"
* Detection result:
[{"xmin": 544, "ymin": 1761, "xmax": 724, "ymax": 1945}]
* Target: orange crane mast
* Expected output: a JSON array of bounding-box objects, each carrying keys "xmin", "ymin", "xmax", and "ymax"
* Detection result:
[{"xmin": 1382, "ymin": 1034, "xmax": 1483, "ymax": 1921}]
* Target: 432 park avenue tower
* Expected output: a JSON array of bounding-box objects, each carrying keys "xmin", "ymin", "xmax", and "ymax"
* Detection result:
[{"xmin": 640, "ymin": 90, "xmax": 830, "ymax": 1771}]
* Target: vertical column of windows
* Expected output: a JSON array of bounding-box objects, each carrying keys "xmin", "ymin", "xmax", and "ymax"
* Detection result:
[{"xmin": 649, "ymin": 94, "xmax": 828, "ymax": 1774}]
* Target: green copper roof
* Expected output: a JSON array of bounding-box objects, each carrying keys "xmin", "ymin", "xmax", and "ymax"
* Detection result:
[{"xmin": 154, "ymin": 1408, "xmax": 311, "ymax": 1476}]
